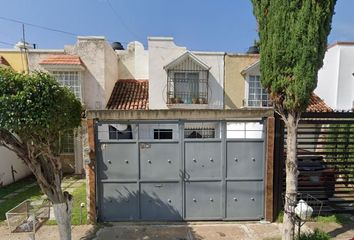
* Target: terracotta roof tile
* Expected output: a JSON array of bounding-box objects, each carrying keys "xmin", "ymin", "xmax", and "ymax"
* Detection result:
[
  {"xmin": 106, "ymin": 79, "xmax": 149, "ymax": 110},
  {"xmin": 39, "ymin": 54, "xmax": 83, "ymax": 65},
  {"xmin": 0, "ymin": 56, "xmax": 10, "ymax": 66},
  {"xmin": 306, "ymin": 93, "xmax": 332, "ymax": 112}
]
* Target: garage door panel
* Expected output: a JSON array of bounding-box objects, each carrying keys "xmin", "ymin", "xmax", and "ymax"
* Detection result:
[
  {"xmin": 185, "ymin": 181, "xmax": 222, "ymax": 219},
  {"xmin": 140, "ymin": 182, "xmax": 182, "ymax": 220},
  {"xmin": 140, "ymin": 143, "xmax": 180, "ymax": 180},
  {"xmin": 185, "ymin": 142, "xmax": 222, "ymax": 179},
  {"xmin": 226, "ymin": 142, "xmax": 264, "ymax": 179},
  {"xmin": 226, "ymin": 181, "xmax": 263, "ymax": 219},
  {"xmin": 101, "ymin": 183, "xmax": 139, "ymax": 221},
  {"xmin": 99, "ymin": 143, "xmax": 138, "ymax": 180}
]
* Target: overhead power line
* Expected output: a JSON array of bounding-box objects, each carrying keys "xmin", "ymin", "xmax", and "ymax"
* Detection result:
[
  {"xmin": 106, "ymin": 0, "xmax": 143, "ymax": 41},
  {"xmin": 0, "ymin": 16, "xmax": 181, "ymax": 51},
  {"xmin": 0, "ymin": 40, "xmax": 13, "ymax": 46},
  {"xmin": 0, "ymin": 16, "xmax": 78, "ymax": 36}
]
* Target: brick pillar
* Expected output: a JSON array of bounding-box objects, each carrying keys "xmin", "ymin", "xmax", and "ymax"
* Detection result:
[
  {"xmin": 83, "ymin": 118, "xmax": 96, "ymax": 223},
  {"xmin": 265, "ymin": 116, "xmax": 275, "ymax": 222}
]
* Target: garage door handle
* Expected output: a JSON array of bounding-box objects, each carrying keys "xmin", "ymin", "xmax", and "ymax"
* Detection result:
[
  {"xmin": 251, "ymin": 198, "xmax": 255, "ymax": 201},
  {"xmin": 155, "ymin": 184, "xmax": 163, "ymax": 187},
  {"xmin": 107, "ymin": 160, "xmax": 112, "ymax": 164}
]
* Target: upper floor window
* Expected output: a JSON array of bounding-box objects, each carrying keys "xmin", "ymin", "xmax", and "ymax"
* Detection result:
[
  {"xmin": 247, "ymin": 75, "xmax": 271, "ymax": 107},
  {"xmin": 165, "ymin": 52, "xmax": 210, "ymax": 105},
  {"xmin": 52, "ymin": 71, "xmax": 82, "ymax": 100}
]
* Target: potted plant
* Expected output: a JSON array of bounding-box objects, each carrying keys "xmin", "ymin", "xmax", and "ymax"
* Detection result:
[
  {"xmin": 176, "ymin": 97, "xmax": 182, "ymax": 103},
  {"xmin": 168, "ymin": 97, "xmax": 176, "ymax": 104},
  {"xmin": 192, "ymin": 96, "xmax": 199, "ymax": 104},
  {"xmin": 199, "ymin": 97, "xmax": 207, "ymax": 104}
]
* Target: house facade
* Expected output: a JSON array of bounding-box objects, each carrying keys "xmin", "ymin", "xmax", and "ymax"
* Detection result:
[
  {"xmin": 315, "ymin": 42, "xmax": 354, "ymax": 110},
  {"xmin": 27, "ymin": 36, "xmax": 119, "ymax": 174},
  {"xmin": 84, "ymin": 37, "xmax": 278, "ymax": 223},
  {"xmin": 0, "ymin": 50, "xmax": 31, "ymax": 186}
]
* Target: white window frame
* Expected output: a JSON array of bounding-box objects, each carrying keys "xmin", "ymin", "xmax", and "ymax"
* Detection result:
[
  {"xmin": 51, "ymin": 70, "xmax": 83, "ymax": 101},
  {"xmin": 244, "ymin": 74, "xmax": 271, "ymax": 108}
]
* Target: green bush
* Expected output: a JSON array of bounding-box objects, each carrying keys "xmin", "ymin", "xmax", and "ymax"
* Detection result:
[{"xmin": 296, "ymin": 229, "xmax": 331, "ymax": 240}]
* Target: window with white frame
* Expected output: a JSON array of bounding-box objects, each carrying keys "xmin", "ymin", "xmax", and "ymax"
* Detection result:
[
  {"xmin": 247, "ymin": 75, "xmax": 271, "ymax": 107},
  {"xmin": 60, "ymin": 130, "xmax": 74, "ymax": 154},
  {"xmin": 226, "ymin": 122, "xmax": 264, "ymax": 139},
  {"xmin": 52, "ymin": 71, "xmax": 82, "ymax": 100}
]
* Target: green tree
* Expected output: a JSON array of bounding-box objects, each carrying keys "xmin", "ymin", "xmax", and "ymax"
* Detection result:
[
  {"xmin": 0, "ymin": 68, "xmax": 82, "ymax": 240},
  {"xmin": 251, "ymin": 1, "xmax": 336, "ymax": 239}
]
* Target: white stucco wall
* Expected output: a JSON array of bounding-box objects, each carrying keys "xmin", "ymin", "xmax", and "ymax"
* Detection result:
[
  {"xmin": 315, "ymin": 46, "xmax": 340, "ymax": 109},
  {"xmin": 316, "ymin": 43, "xmax": 354, "ymax": 110},
  {"xmin": 336, "ymin": 45, "xmax": 354, "ymax": 110},
  {"xmin": 104, "ymin": 41, "xmax": 119, "ymax": 105},
  {"xmin": 148, "ymin": 37, "xmax": 224, "ymax": 109},
  {"xmin": 66, "ymin": 36, "xmax": 107, "ymax": 109},
  {"xmin": 0, "ymin": 147, "xmax": 31, "ymax": 186},
  {"xmin": 116, "ymin": 41, "xmax": 148, "ymax": 80}
]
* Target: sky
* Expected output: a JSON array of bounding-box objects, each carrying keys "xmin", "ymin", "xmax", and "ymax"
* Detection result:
[{"xmin": 0, "ymin": 0, "xmax": 353, "ymax": 52}]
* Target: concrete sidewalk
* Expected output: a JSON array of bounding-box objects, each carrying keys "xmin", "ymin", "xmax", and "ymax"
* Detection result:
[{"xmin": 93, "ymin": 222, "xmax": 283, "ymax": 240}]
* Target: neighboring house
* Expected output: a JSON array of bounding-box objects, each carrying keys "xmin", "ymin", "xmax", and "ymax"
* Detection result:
[
  {"xmin": 27, "ymin": 36, "xmax": 119, "ymax": 174},
  {"xmin": 315, "ymin": 42, "xmax": 354, "ymax": 110},
  {"xmin": 0, "ymin": 50, "xmax": 31, "ymax": 186}
]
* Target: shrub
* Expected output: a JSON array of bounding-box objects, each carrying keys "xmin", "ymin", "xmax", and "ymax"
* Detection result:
[{"xmin": 296, "ymin": 229, "xmax": 331, "ymax": 240}]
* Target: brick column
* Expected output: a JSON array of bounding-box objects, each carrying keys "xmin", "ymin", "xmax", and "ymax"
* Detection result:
[
  {"xmin": 83, "ymin": 118, "xmax": 96, "ymax": 223},
  {"xmin": 265, "ymin": 116, "xmax": 275, "ymax": 222}
]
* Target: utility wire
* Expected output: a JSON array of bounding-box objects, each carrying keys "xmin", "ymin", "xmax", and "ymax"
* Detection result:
[
  {"xmin": 0, "ymin": 16, "xmax": 78, "ymax": 36},
  {"xmin": 0, "ymin": 15, "xmax": 132, "ymax": 46},
  {"xmin": 106, "ymin": 0, "xmax": 143, "ymax": 41},
  {"xmin": 0, "ymin": 16, "xmax": 183, "ymax": 51},
  {"xmin": 0, "ymin": 40, "xmax": 13, "ymax": 46}
]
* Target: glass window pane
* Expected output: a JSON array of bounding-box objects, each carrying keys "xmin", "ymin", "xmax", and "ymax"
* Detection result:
[{"xmin": 139, "ymin": 123, "xmax": 179, "ymax": 140}]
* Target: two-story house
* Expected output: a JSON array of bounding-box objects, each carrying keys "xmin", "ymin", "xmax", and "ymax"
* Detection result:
[{"xmin": 87, "ymin": 37, "xmax": 277, "ymax": 223}]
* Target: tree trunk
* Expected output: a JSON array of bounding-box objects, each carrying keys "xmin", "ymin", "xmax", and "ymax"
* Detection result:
[
  {"xmin": 282, "ymin": 113, "xmax": 299, "ymax": 240},
  {"xmin": 53, "ymin": 197, "xmax": 73, "ymax": 240}
]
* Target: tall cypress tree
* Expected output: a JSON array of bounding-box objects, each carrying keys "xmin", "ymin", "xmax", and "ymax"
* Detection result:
[{"xmin": 251, "ymin": 1, "xmax": 336, "ymax": 239}]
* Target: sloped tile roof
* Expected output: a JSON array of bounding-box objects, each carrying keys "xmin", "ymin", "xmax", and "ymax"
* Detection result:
[
  {"xmin": 0, "ymin": 56, "xmax": 10, "ymax": 66},
  {"xmin": 306, "ymin": 93, "xmax": 332, "ymax": 112},
  {"xmin": 39, "ymin": 54, "xmax": 83, "ymax": 65},
  {"xmin": 107, "ymin": 79, "xmax": 148, "ymax": 110}
]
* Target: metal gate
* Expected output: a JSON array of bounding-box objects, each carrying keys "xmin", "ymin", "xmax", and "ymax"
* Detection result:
[{"xmin": 96, "ymin": 121, "xmax": 265, "ymax": 221}]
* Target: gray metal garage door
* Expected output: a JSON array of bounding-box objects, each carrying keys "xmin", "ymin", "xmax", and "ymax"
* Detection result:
[{"xmin": 96, "ymin": 121, "xmax": 265, "ymax": 221}]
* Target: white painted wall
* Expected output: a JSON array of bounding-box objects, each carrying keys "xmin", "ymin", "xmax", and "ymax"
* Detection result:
[
  {"xmin": 315, "ymin": 46, "xmax": 340, "ymax": 109},
  {"xmin": 66, "ymin": 36, "xmax": 107, "ymax": 110},
  {"xmin": 104, "ymin": 40, "xmax": 120, "ymax": 105},
  {"xmin": 0, "ymin": 147, "xmax": 31, "ymax": 187},
  {"xmin": 315, "ymin": 43, "xmax": 354, "ymax": 110},
  {"xmin": 336, "ymin": 46, "xmax": 354, "ymax": 110},
  {"xmin": 116, "ymin": 41, "xmax": 148, "ymax": 80},
  {"xmin": 148, "ymin": 37, "xmax": 224, "ymax": 109}
]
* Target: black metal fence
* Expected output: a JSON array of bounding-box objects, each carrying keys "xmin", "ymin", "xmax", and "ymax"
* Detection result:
[{"xmin": 274, "ymin": 112, "xmax": 354, "ymax": 216}]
